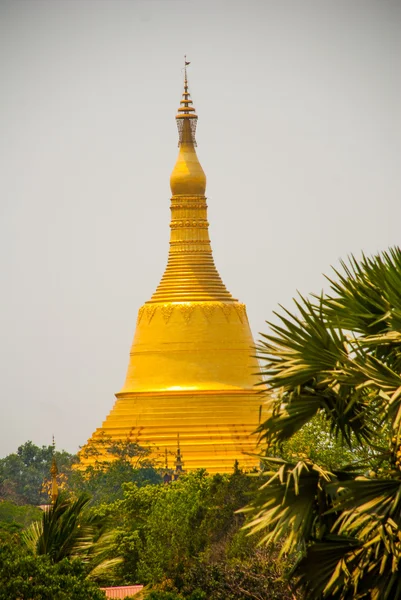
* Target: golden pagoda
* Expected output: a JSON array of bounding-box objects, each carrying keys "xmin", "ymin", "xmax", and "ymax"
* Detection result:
[{"xmin": 81, "ymin": 65, "xmax": 264, "ymax": 473}]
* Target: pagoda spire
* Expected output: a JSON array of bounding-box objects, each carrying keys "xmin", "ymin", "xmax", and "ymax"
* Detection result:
[{"xmin": 151, "ymin": 63, "xmax": 234, "ymax": 303}]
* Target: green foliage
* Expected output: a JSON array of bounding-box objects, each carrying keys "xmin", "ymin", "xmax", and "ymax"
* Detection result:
[
  {"xmin": 72, "ymin": 437, "xmax": 163, "ymax": 504},
  {"xmin": 0, "ymin": 438, "xmax": 162, "ymax": 508},
  {"xmin": 0, "ymin": 536, "xmax": 105, "ymax": 600},
  {"xmin": 70, "ymin": 461, "xmax": 162, "ymax": 505},
  {"xmin": 96, "ymin": 469, "xmax": 298, "ymax": 598},
  {"xmin": 23, "ymin": 493, "xmax": 94, "ymax": 562},
  {"xmin": 0, "ymin": 448, "xmax": 299, "ymax": 597},
  {"xmin": 0, "ymin": 500, "xmax": 41, "ymax": 532},
  {"xmin": 247, "ymin": 248, "xmax": 401, "ymax": 599},
  {"xmin": 113, "ymin": 471, "xmax": 213, "ymax": 585},
  {"xmin": 114, "ymin": 470, "xmax": 257, "ymax": 586},
  {"xmin": 22, "ymin": 493, "xmax": 121, "ymax": 580},
  {"xmin": 183, "ymin": 547, "xmax": 297, "ymax": 600},
  {"xmin": 275, "ymin": 412, "xmax": 354, "ymax": 469},
  {"xmin": 0, "ymin": 441, "xmax": 76, "ymax": 505},
  {"xmin": 145, "ymin": 592, "xmax": 206, "ymax": 600},
  {"xmin": 146, "ymin": 593, "xmax": 186, "ymax": 600}
]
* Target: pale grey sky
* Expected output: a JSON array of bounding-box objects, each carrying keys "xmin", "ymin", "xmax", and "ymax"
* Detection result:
[{"xmin": 0, "ymin": 0, "xmax": 400, "ymax": 457}]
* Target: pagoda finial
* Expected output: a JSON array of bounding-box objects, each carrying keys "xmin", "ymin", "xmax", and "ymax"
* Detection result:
[
  {"xmin": 169, "ymin": 60, "xmax": 207, "ymax": 198},
  {"xmin": 175, "ymin": 56, "xmax": 198, "ymax": 146},
  {"xmin": 184, "ymin": 55, "xmax": 190, "ymax": 93}
]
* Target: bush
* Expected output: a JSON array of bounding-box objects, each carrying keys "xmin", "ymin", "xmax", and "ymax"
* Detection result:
[{"xmin": 0, "ymin": 536, "xmax": 106, "ymax": 600}]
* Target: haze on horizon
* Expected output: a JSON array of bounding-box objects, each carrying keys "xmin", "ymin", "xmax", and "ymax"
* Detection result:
[{"xmin": 0, "ymin": 0, "xmax": 400, "ymax": 457}]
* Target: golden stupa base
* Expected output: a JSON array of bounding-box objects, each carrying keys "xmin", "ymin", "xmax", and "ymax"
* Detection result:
[{"xmin": 81, "ymin": 389, "xmax": 263, "ymax": 474}]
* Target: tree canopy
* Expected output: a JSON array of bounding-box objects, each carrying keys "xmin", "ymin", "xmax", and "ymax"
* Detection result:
[
  {"xmin": 0, "ymin": 441, "xmax": 75, "ymax": 505},
  {"xmin": 0, "ymin": 438, "xmax": 162, "ymax": 507},
  {"xmin": 0, "ymin": 535, "xmax": 106, "ymax": 600},
  {"xmin": 92, "ymin": 469, "xmax": 299, "ymax": 598},
  {"xmin": 246, "ymin": 247, "xmax": 401, "ymax": 599}
]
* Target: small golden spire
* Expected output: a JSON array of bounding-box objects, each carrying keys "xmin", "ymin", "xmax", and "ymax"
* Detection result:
[
  {"xmin": 173, "ymin": 433, "xmax": 184, "ymax": 480},
  {"xmin": 175, "ymin": 56, "xmax": 198, "ymax": 146},
  {"xmin": 50, "ymin": 436, "xmax": 59, "ymax": 505}
]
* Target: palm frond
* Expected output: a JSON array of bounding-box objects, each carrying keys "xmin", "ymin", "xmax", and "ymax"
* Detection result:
[
  {"xmin": 249, "ymin": 247, "xmax": 401, "ymax": 599},
  {"xmin": 243, "ymin": 458, "xmax": 336, "ymax": 555},
  {"xmin": 258, "ymin": 295, "xmax": 348, "ymax": 391},
  {"xmin": 22, "ymin": 493, "xmax": 110, "ymax": 565},
  {"xmin": 294, "ymin": 535, "xmax": 361, "ymax": 599}
]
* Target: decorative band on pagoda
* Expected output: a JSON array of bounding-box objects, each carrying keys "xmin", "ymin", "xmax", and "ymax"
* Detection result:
[
  {"xmin": 171, "ymin": 196, "xmax": 207, "ymax": 202},
  {"xmin": 170, "ymin": 220, "xmax": 209, "ymax": 229},
  {"xmin": 137, "ymin": 302, "xmax": 246, "ymax": 325},
  {"xmin": 176, "ymin": 117, "xmax": 197, "ymax": 146}
]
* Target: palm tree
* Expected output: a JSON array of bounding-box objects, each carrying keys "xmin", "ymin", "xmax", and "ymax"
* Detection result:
[
  {"xmin": 22, "ymin": 493, "xmax": 120, "ymax": 579},
  {"xmin": 245, "ymin": 247, "xmax": 401, "ymax": 599}
]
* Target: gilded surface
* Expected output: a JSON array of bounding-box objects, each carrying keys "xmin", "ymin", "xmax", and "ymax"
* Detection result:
[{"xmin": 81, "ymin": 72, "xmax": 264, "ymax": 473}]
